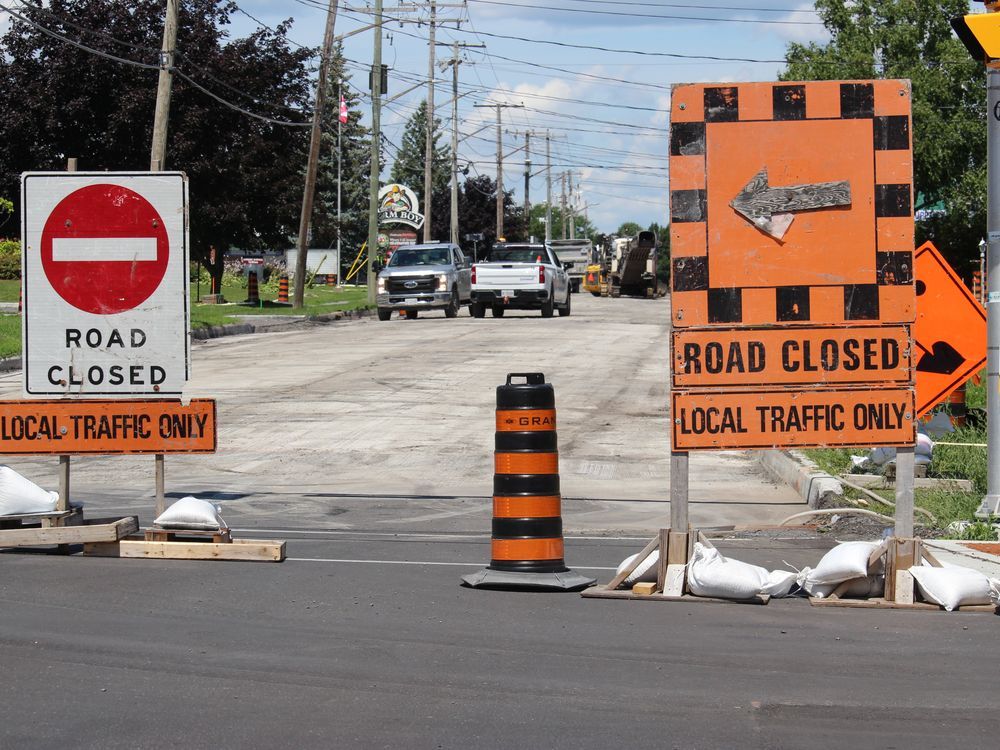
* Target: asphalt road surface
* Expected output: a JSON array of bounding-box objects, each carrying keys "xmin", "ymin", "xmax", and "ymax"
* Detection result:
[{"xmin": 1, "ymin": 293, "xmax": 995, "ymax": 748}]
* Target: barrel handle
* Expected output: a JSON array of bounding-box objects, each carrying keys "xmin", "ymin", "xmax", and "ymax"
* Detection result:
[{"xmin": 506, "ymin": 372, "xmax": 546, "ymax": 386}]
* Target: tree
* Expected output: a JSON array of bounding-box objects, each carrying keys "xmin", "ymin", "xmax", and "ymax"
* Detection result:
[
  {"xmin": 616, "ymin": 221, "xmax": 642, "ymax": 238},
  {"xmin": 390, "ymin": 100, "xmax": 451, "ymax": 241},
  {"xmin": 0, "ymin": 0, "xmax": 315, "ymax": 290},
  {"xmin": 782, "ymin": 0, "xmax": 985, "ymax": 268},
  {"xmin": 456, "ymin": 172, "xmax": 525, "ymax": 252}
]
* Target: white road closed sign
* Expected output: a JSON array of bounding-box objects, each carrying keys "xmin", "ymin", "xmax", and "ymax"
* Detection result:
[{"xmin": 21, "ymin": 172, "xmax": 190, "ymax": 396}]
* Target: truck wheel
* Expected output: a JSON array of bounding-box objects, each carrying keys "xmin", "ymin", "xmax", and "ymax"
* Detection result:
[
  {"xmin": 406, "ymin": 310, "xmax": 418, "ymax": 319},
  {"xmin": 377, "ymin": 308, "xmax": 392, "ymax": 321},
  {"xmin": 541, "ymin": 295, "xmax": 554, "ymax": 318},
  {"xmin": 558, "ymin": 292, "xmax": 571, "ymax": 317},
  {"xmin": 445, "ymin": 289, "xmax": 459, "ymax": 318},
  {"xmin": 492, "ymin": 306, "xmax": 505, "ymax": 318},
  {"xmin": 472, "ymin": 301, "xmax": 486, "ymax": 318}
]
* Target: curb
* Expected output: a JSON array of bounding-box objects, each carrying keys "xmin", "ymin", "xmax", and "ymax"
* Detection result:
[
  {"xmin": 755, "ymin": 449, "xmax": 843, "ymax": 509},
  {"xmin": 0, "ymin": 356, "xmax": 22, "ymax": 374}
]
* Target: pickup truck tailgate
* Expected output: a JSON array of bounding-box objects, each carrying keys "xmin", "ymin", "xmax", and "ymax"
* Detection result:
[{"xmin": 474, "ymin": 263, "xmax": 539, "ymax": 288}]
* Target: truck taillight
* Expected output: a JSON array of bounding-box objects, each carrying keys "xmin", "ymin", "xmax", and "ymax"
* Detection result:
[
  {"xmin": 471, "ymin": 265, "xmax": 477, "ymax": 284},
  {"xmin": 538, "ymin": 266, "xmax": 545, "ymax": 284}
]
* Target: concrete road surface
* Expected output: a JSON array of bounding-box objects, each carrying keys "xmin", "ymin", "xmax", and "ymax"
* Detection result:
[
  {"xmin": 0, "ymin": 292, "xmax": 802, "ymax": 531},
  {"xmin": 2, "ymin": 293, "xmax": 997, "ymax": 748}
]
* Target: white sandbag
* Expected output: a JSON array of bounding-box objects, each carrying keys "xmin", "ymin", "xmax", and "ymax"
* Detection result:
[
  {"xmin": 909, "ymin": 565, "xmax": 1000, "ymax": 611},
  {"xmin": 687, "ymin": 543, "xmax": 770, "ymax": 600},
  {"xmin": 806, "ymin": 541, "xmax": 881, "ymax": 586},
  {"xmin": 153, "ymin": 496, "xmax": 227, "ymax": 530},
  {"xmin": 761, "ymin": 569, "xmax": 798, "ymax": 598},
  {"xmin": 615, "ymin": 550, "xmax": 659, "ymax": 587},
  {"xmin": 806, "ymin": 575, "xmax": 884, "ymax": 599},
  {"xmin": 0, "ymin": 465, "xmax": 59, "ymax": 516},
  {"xmin": 915, "ymin": 433, "xmax": 933, "ymax": 457}
]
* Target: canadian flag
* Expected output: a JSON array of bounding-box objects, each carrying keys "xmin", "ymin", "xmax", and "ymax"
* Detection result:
[{"xmin": 339, "ymin": 95, "xmax": 348, "ymax": 124}]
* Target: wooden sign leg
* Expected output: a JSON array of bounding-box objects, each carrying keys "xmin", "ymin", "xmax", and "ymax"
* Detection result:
[
  {"xmin": 58, "ymin": 455, "xmax": 70, "ymax": 513},
  {"xmin": 670, "ymin": 451, "xmax": 689, "ymax": 531},
  {"xmin": 155, "ymin": 454, "xmax": 166, "ymax": 518},
  {"xmin": 895, "ymin": 447, "xmax": 915, "ymax": 538}
]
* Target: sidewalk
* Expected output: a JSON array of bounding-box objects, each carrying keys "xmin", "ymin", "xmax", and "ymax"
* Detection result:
[{"xmin": 924, "ymin": 539, "xmax": 1000, "ymax": 578}]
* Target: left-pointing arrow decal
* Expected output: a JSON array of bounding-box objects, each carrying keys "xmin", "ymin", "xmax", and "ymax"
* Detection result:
[{"xmin": 729, "ymin": 167, "xmax": 851, "ymax": 241}]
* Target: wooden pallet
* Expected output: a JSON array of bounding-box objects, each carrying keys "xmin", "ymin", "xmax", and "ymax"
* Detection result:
[
  {"xmin": 0, "ymin": 514, "xmax": 138, "ymax": 548},
  {"xmin": 144, "ymin": 527, "xmax": 232, "ymax": 543},
  {"xmin": 86, "ymin": 533, "xmax": 285, "ymax": 562},
  {"xmin": 809, "ymin": 537, "xmax": 999, "ymax": 613},
  {"xmin": 580, "ymin": 528, "xmax": 767, "ymax": 604}
]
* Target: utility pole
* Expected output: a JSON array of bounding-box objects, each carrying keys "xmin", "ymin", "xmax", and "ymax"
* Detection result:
[
  {"xmin": 366, "ymin": 0, "xmax": 384, "ymax": 305},
  {"xmin": 560, "ymin": 172, "xmax": 567, "ymax": 239},
  {"xmin": 474, "ymin": 102, "xmax": 523, "ymax": 240},
  {"xmin": 439, "ymin": 41, "xmax": 484, "ymax": 245},
  {"xmin": 293, "ymin": 0, "xmax": 340, "ymax": 309},
  {"xmin": 423, "ymin": 1, "xmax": 436, "ymax": 242},
  {"xmin": 545, "ymin": 132, "xmax": 552, "ymax": 242},
  {"xmin": 568, "ymin": 170, "xmax": 576, "ymax": 240},
  {"xmin": 150, "ymin": 0, "xmax": 178, "ymax": 170},
  {"xmin": 523, "ymin": 131, "xmax": 531, "ymax": 239}
]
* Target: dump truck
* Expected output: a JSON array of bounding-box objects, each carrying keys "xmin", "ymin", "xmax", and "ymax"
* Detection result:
[{"xmin": 607, "ymin": 230, "xmax": 659, "ymax": 298}]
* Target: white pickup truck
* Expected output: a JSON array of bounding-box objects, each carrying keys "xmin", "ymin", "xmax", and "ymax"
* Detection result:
[{"xmin": 470, "ymin": 243, "xmax": 572, "ymax": 318}]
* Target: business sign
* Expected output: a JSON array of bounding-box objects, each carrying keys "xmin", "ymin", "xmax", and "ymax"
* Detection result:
[
  {"xmin": 0, "ymin": 399, "xmax": 216, "ymax": 454},
  {"xmin": 669, "ymin": 80, "xmax": 915, "ymax": 450},
  {"xmin": 913, "ymin": 241, "xmax": 987, "ymax": 416},
  {"xmin": 377, "ymin": 183, "xmax": 424, "ymax": 229},
  {"xmin": 21, "ymin": 172, "xmax": 190, "ymax": 396}
]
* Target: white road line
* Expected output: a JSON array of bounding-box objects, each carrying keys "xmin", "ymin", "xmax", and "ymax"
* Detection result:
[
  {"xmin": 234, "ymin": 527, "xmax": 649, "ymax": 542},
  {"xmin": 287, "ymin": 557, "xmax": 616, "ymax": 570},
  {"xmin": 52, "ymin": 237, "xmax": 157, "ymax": 262}
]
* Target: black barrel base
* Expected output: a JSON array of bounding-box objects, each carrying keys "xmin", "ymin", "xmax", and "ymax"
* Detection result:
[{"xmin": 461, "ymin": 567, "xmax": 597, "ymax": 591}]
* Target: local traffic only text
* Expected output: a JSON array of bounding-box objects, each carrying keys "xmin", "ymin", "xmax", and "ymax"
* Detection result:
[
  {"xmin": 0, "ymin": 400, "xmax": 216, "ymax": 455},
  {"xmin": 671, "ymin": 390, "xmax": 915, "ymax": 450}
]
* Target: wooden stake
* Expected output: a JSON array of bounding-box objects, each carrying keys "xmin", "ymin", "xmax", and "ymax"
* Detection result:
[
  {"xmin": 155, "ymin": 454, "xmax": 166, "ymax": 518},
  {"xmin": 670, "ymin": 451, "xmax": 689, "ymax": 531}
]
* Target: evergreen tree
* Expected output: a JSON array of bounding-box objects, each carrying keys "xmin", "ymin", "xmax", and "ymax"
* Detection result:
[
  {"xmin": 783, "ymin": 0, "xmax": 985, "ymax": 267},
  {"xmin": 390, "ymin": 100, "xmax": 451, "ymax": 240}
]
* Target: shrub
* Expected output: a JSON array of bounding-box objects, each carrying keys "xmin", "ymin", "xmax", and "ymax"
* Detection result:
[{"xmin": 0, "ymin": 240, "xmax": 21, "ymax": 280}]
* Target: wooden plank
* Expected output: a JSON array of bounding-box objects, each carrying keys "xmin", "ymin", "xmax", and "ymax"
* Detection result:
[
  {"xmin": 0, "ymin": 510, "xmax": 75, "ymax": 522},
  {"xmin": 0, "ymin": 516, "xmax": 137, "ymax": 547},
  {"xmin": 867, "ymin": 540, "xmax": 890, "ymax": 568},
  {"xmin": 631, "ymin": 582, "xmax": 657, "ymax": 596},
  {"xmin": 811, "ymin": 597, "xmax": 997, "ymax": 613},
  {"xmin": 893, "ymin": 538, "xmax": 917, "ymax": 605},
  {"xmin": 604, "ymin": 534, "xmax": 660, "ymax": 591},
  {"xmin": 664, "ymin": 530, "xmax": 689, "ymax": 597},
  {"xmin": 145, "ymin": 527, "xmax": 232, "ymax": 543},
  {"xmin": 921, "ymin": 547, "xmax": 945, "ymax": 568},
  {"xmin": 581, "ymin": 589, "xmax": 769, "ymax": 605},
  {"xmin": 697, "ymin": 530, "xmax": 715, "ymax": 549},
  {"xmin": 655, "ymin": 528, "xmax": 668, "ymax": 593},
  {"xmin": 118, "ymin": 538, "xmax": 285, "ymax": 562}
]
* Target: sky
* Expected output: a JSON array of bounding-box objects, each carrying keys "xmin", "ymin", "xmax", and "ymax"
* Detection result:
[
  {"xmin": 230, "ymin": 0, "xmax": 831, "ymax": 234},
  {"xmin": 1, "ymin": 0, "xmax": 831, "ymax": 234}
]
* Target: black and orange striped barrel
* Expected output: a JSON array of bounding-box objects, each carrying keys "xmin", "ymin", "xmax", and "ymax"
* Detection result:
[
  {"xmin": 491, "ymin": 372, "xmax": 568, "ymax": 574},
  {"xmin": 278, "ymin": 273, "xmax": 289, "ymax": 303}
]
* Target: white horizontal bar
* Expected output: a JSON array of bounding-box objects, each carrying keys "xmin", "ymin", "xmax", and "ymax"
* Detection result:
[{"xmin": 52, "ymin": 237, "xmax": 157, "ymax": 262}]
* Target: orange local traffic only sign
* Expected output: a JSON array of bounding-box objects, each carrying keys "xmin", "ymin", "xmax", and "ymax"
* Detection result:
[
  {"xmin": 0, "ymin": 399, "xmax": 216, "ymax": 455},
  {"xmin": 21, "ymin": 172, "xmax": 190, "ymax": 397},
  {"xmin": 913, "ymin": 241, "xmax": 987, "ymax": 416}
]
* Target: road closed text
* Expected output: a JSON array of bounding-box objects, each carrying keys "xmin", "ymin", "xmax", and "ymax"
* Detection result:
[
  {"xmin": 46, "ymin": 327, "xmax": 166, "ymax": 387},
  {"xmin": 0, "ymin": 399, "xmax": 216, "ymax": 454},
  {"xmin": 671, "ymin": 389, "xmax": 914, "ymax": 450},
  {"xmin": 672, "ymin": 326, "xmax": 911, "ymax": 388}
]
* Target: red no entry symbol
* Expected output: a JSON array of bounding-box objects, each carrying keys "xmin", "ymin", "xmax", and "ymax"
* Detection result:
[{"xmin": 40, "ymin": 184, "xmax": 169, "ymax": 315}]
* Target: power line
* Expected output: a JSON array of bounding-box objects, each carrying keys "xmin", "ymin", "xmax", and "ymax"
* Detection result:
[{"xmin": 465, "ymin": 0, "xmax": 823, "ymax": 25}]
